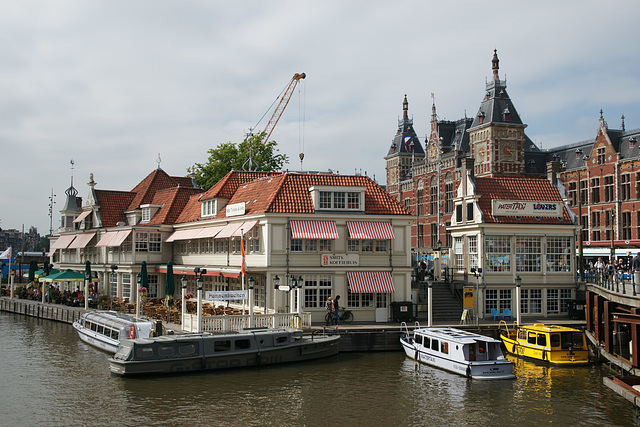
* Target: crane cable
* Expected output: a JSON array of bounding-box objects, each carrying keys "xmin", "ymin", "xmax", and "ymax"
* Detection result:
[{"xmin": 298, "ymin": 79, "xmax": 306, "ymax": 170}]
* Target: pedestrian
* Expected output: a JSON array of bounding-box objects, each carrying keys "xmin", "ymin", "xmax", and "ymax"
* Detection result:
[
  {"xmin": 325, "ymin": 296, "xmax": 333, "ymax": 325},
  {"xmin": 633, "ymin": 252, "xmax": 640, "ymax": 286},
  {"xmin": 333, "ymin": 295, "xmax": 341, "ymax": 326},
  {"xmin": 419, "ymin": 259, "xmax": 427, "ymax": 282}
]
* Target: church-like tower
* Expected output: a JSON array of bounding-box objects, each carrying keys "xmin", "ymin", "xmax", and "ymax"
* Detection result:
[
  {"xmin": 385, "ymin": 95, "xmax": 425, "ymax": 197},
  {"xmin": 469, "ymin": 50, "xmax": 528, "ymax": 177}
]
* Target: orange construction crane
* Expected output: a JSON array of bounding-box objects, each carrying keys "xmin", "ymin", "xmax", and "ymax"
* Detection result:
[{"xmin": 257, "ymin": 72, "xmax": 306, "ymax": 144}]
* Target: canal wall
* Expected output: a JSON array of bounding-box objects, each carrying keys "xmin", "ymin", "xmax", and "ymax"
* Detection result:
[{"xmin": 0, "ymin": 297, "xmax": 84, "ymax": 324}]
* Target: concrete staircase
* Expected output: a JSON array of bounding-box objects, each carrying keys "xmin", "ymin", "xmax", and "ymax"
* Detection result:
[{"xmin": 415, "ymin": 281, "xmax": 464, "ymax": 322}]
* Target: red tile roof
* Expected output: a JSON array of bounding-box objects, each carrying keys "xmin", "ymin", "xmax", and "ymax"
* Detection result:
[
  {"xmin": 176, "ymin": 171, "xmax": 410, "ymax": 224},
  {"xmin": 475, "ymin": 176, "xmax": 573, "ymax": 224},
  {"xmin": 128, "ymin": 169, "xmax": 197, "ymax": 211},
  {"xmin": 94, "ymin": 190, "xmax": 136, "ymax": 227}
]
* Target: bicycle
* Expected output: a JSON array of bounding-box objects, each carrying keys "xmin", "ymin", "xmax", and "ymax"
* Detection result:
[{"xmin": 325, "ymin": 308, "xmax": 354, "ymax": 325}]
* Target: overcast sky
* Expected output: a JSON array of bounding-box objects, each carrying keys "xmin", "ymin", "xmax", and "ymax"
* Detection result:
[{"xmin": 2, "ymin": 0, "xmax": 640, "ymax": 237}]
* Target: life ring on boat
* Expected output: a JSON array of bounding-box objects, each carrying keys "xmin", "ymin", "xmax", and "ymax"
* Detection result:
[{"xmin": 129, "ymin": 325, "xmax": 136, "ymax": 339}]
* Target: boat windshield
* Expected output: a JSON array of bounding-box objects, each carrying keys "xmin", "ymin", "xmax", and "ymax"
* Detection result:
[
  {"xmin": 559, "ymin": 332, "xmax": 584, "ymax": 349},
  {"xmin": 114, "ymin": 343, "xmax": 132, "ymax": 360}
]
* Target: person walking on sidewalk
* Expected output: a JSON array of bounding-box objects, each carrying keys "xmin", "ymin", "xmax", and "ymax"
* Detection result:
[
  {"xmin": 325, "ymin": 296, "xmax": 334, "ymax": 325},
  {"xmin": 333, "ymin": 295, "xmax": 341, "ymax": 326}
]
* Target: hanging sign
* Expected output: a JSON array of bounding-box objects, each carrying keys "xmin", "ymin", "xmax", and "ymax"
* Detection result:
[
  {"xmin": 226, "ymin": 202, "xmax": 246, "ymax": 217},
  {"xmin": 205, "ymin": 290, "xmax": 247, "ymax": 300}
]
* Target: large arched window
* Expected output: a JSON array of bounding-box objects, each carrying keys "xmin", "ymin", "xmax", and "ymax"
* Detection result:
[{"xmin": 444, "ymin": 172, "xmax": 454, "ymax": 213}]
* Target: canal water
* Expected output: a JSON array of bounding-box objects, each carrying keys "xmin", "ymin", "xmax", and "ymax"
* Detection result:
[{"xmin": 1, "ymin": 312, "xmax": 638, "ymax": 427}]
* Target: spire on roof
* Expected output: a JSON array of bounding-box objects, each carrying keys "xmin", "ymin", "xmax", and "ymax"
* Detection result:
[
  {"xmin": 492, "ymin": 49, "xmax": 500, "ymax": 82},
  {"xmin": 403, "ymin": 94, "xmax": 409, "ymax": 120},
  {"xmin": 157, "ymin": 153, "xmax": 162, "ymax": 170}
]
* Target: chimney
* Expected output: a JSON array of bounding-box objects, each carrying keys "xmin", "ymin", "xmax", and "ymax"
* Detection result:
[
  {"xmin": 547, "ymin": 159, "xmax": 561, "ymax": 186},
  {"xmin": 461, "ymin": 157, "xmax": 475, "ymax": 197}
]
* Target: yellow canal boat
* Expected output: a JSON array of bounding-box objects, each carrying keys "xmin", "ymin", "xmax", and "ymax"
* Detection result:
[{"xmin": 499, "ymin": 322, "xmax": 589, "ymax": 366}]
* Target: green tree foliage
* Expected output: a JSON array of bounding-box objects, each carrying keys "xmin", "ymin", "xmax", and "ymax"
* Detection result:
[{"xmin": 194, "ymin": 133, "xmax": 288, "ymax": 190}]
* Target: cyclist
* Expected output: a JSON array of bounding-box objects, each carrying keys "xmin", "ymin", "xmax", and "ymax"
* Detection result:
[
  {"xmin": 333, "ymin": 295, "xmax": 341, "ymax": 326},
  {"xmin": 325, "ymin": 296, "xmax": 333, "ymax": 325}
]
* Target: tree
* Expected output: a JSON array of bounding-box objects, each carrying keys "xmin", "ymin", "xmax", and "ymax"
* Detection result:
[{"xmin": 194, "ymin": 133, "xmax": 289, "ymax": 190}]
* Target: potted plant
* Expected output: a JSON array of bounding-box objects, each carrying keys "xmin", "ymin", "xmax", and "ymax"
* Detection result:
[
  {"xmin": 184, "ymin": 292, "xmax": 195, "ymax": 299},
  {"xmin": 138, "ymin": 286, "xmax": 148, "ymax": 301}
]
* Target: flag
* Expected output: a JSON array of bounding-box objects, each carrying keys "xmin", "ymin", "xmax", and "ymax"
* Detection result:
[
  {"xmin": 241, "ymin": 231, "xmax": 246, "ymax": 276},
  {"xmin": 0, "ymin": 247, "xmax": 10, "ymax": 260}
]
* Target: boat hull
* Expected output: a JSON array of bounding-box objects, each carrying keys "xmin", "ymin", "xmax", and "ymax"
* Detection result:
[
  {"xmin": 400, "ymin": 335, "xmax": 515, "ymax": 380},
  {"xmin": 109, "ymin": 330, "xmax": 340, "ymax": 376},
  {"xmin": 73, "ymin": 321, "xmax": 119, "ymax": 353}
]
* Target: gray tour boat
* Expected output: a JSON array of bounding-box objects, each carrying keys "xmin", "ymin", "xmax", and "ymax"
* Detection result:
[
  {"xmin": 109, "ymin": 327, "xmax": 340, "ymax": 376},
  {"xmin": 73, "ymin": 310, "xmax": 156, "ymax": 354}
]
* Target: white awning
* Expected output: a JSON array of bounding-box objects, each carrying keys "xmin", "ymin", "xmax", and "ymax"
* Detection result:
[
  {"xmin": 67, "ymin": 232, "xmax": 96, "ymax": 249},
  {"xmin": 347, "ymin": 221, "xmax": 395, "ymax": 240},
  {"xmin": 50, "ymin": 234, "xmax": 77, "ymax": 250},
  {"xmin": 347, "ymin": 271, "xmax": 395, "ymax": 293},
  {"xmin": 72, "ymin": 210, "xmax": 91, "ymax": 223},
  {"xmin": 290, "ymin": 220, "xmax": 339, "ymax": 239},
  {"xmin": 195, "ymin": 225, "xmax": 225, "ymax": 239}
]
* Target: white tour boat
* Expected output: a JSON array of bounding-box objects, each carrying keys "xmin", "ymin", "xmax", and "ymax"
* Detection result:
[
  {"xmin": 109, "ymin": 328, "xmax": 341, "ymax": 376},
  {"xmin": 73, "ymin": 310, "xmax": 156, "ymax": 354},
  {"xmin": 400, "ymin": 323, "xmax": 515, "ymax": 380}
]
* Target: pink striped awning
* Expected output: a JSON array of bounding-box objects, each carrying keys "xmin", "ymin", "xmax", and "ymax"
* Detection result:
[
  {"xmin": 347, "ymin": 271, "xmax": 395, "ymax": 293},
  {"xmin": 231, "ymin": 220, "xmax": 258, "ymax": 237},
  {"xmin": 50, "ymin": 234, "xmax": 77, "ymax": 250},
  {"xmin": 95, "ymin": 231, "xmax": 117, "ymax": 247},
  {"xmin": 165, "ymin": 228, "xmax": 203, "ymax": 242},
  {"xmin": 216, "ymin": 222, "xmax": 244, "ymax": 239},
  {"xmin": 347, "ymin": 221, "xmax": 395, "ymax": 240},
  {"xmin": 72, "ymin": 210, "xmax": 91, "ymax": 223},
  {"xmin": 67, "ymin": 232, "xmax": 96, "ymax": 249},
  {"xmin": 195, "ymin": 225, "xmax": 225, "ymax": 239},
  {"xmin": 290, "ymin": 220, "xmax": 339, "ymax": 239},
  {"xmin": 110, "ymin": 230, "xmax": 132, "ymax": 247}
]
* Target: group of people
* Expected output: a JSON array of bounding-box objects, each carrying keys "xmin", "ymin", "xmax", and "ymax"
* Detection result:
[
  {"xmin": 590, "ymin": 252, "xmax": 640, "ymax": 285},
  {"xmin": 325, "ymin": 295, "xmax": 341, "ymax": 326}
]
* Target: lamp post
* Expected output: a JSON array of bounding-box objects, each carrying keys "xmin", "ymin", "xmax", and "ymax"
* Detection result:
[
  {"xmin": 248, "ymin": 276, "xmax": 255, "ymax": 328},
  {"xmin": 471, "ymin": 267, "xmax": 483, "ymax": 324},
  {"xmin": 84, "ymin": 270, "xmax": 90, "ymax": 310},
  {"xmin": 515, "ymin": 275, "xmax": 522, "ymax": 326},
  {"xmin": 427, "ymin": 279, "xmax": 433, "ymax": 327},
  {"xmin": 289, "ymin": 275, "xmax": 298, "ymax": 314},
  {"xmin": 136, "ymin": 273, "xmax": 141, "ymax": 318},
  {"xmin": 194, "ymin": 267, "xmax": 206, "ymax": 333},
  {"xmin": 181, "ymin": 275, "xmax": 187, "ymax": 331},
  {"xmin": 109, "ymin": 265, "xmax": 118, "ymax": 310},
  {"xmin": 272, "ymin": 275, "xmax": 280, "ymax": 317},
  {"xmin": 297, "ymin": 275, "xmax": 303, "ymax": 315}
]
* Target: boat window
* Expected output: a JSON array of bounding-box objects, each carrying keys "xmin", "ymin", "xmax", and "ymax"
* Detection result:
[
  {"xmin": 112, "ymin": 330, "xmax": 119, "ymax": 340},
  {"xmin": 423, "ymin": 337, "xmax": 430, "ymax": 348},
  {"xmin": 136, "ymin": 346, "xmax": 154, "ymax": 359},
  {"xmin": 178, "ymin": 344, "xmax": 197, "ymax": 355},
  {"xmin": 441, "ymin": 342, "xmax": 448, "ymax": 354},
  {"xmin": 536, "ymin": 334, "xmax": 547, "ymax": 346},
  {"xmin": 97, "ymin": 325, "xmax": 104, "ymax": 335},
  {"xmin": 158, "ymin": 346, "xmax": 175, "ymax": 357},
  {"xmin": 415, "ymin": 335, "xmax": 422, "ymax": 346},
  {"xmin": 115, "ymin": 343, "xmax": 132, "ymax": 359},
  {"xmin": 550, "ymin": 334, "xmax": 561, "ymax": 348},
  {"xmin": 560, "ymin": 332, "xmax": 573, "ymax": 349},
  {"xmin": 276, "ymin": 336, "xmax": 289, "ymax": 344},
  {"xmin": 573, "ymin": 333, "xmax": 584, "ymax": 348},
  {"xmin": 214, "ymin": 340, "xmax": 231, "ymax": 352},
  {"xmin": 90, "ymin": 322, "xmax": 97, "ymax": 332},
  {"xmin": 235, "ymin": 339, "xmax": 251, "ymax": 350},
  {"xmin": 431, "ymin": 339, "xmax": 439, "ymax": 351},
  {"xmin": 527, "ymin": 333, "xmax": 536, "ymax": 344}
]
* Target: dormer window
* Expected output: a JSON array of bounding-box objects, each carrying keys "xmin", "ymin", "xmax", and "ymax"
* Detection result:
[
  {"xmin": 503, "ymin": 107, "xmax": 510, "ymax": 122},
  {"xmin": 140, "ymin": 204, "xmax": 162, "ymax": 223},
  {"xmin": 201, "ymin": 199, "xmax": 217, "ymax": 218},
  {"xmin": 309, "ymin": 186, "xmax": 365, "ymax": 212},
  {"xmin": 478, "ymin": 111, "xmax": 485, "ymax": 125}
]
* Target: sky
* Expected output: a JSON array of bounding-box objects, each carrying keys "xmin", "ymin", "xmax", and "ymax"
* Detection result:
[{"xmin": 2, "ymin": 0, "xmax": 640, "ymax": 236}]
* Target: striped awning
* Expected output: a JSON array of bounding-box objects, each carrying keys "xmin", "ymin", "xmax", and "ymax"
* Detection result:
[
  {"xmin": 216, "ymin": 223, "xmax": 243, "ymax": 239},
  {"xmin": 67, "ymin": 232, "xmax": 96, "ymax": 249},
  {"xmin": 165, "ymin": 228, "xmax": 203, "ymax": 242},
  {"xmin": 50, "ymin": 234, "xmax": 77, "ymax": 250},
  {"xmin": 72, "ymin": 210, "xmax": 91, "ymax": 223},
  {"xmin": 347, "ymin": 221, "xmax": 395, "ymax": 240},
  {"xmin": 347, "ymin": 271, "xmax": 395, "ymax": 293},
  {"xmin": 110, "ymin": 230, "xmax": 132, "ymax": 247},
  {"xmin": 231, "ymin": 220, "xmax": 258, "ymax": 237},
  {"xmin": 290, "ymin": 220, "xmax": 339, "ymax": 239},
  {"xmin": 96, "ymin": 231, "xmax": 117, "ymax": 247},
  {"xmin": 195, "ymin": 225, "xmax": 225, "ymax": 239}
]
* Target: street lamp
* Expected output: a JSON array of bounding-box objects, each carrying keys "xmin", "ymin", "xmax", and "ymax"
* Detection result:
[
  {"xmin": 272, "ymin": 275, "xmax": 280, "ymax": 316},
  {"xmin": 471, "ymin": 267, "xmax": 483, "ymax": 323},
  {"xmin": 515, "ymin": 275, "xmax": 522, "ymax": 326},
  {"xmin": 194, "ymin": 268, "xmax": 206, "ymax": 333},
  {"xmin": 181, "ymin": 275, "xmax": 187, "ymax": 331},
  {"xmin": 136, "ymin": 273, "xmax": 141, "ymax": 317}
]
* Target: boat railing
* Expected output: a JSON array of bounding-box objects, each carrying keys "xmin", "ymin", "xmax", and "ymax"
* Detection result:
[{"xmin": 182, "ymin": 312, "xmax": 312, "ymax": 333}]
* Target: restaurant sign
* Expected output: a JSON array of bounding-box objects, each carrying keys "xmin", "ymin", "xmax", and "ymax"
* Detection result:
[
  {"xmin": 226, "ymin": 202, "xmax": 246, "ymax": 217},
  {"xmin": 205, "ymin": 290, "xmax": 247, "ymax": 300},
  {"xmin": 321, "ymin": 254, "xmax": 359, "ymax": 267},
  {"xmin": 491, "ymin": 200, "xmax": 562, "ymax": 217}
]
